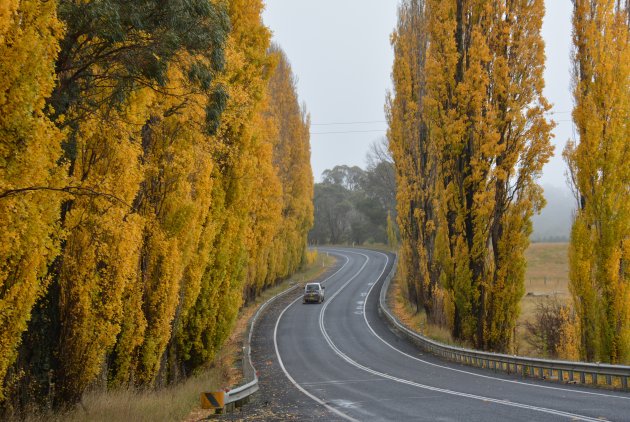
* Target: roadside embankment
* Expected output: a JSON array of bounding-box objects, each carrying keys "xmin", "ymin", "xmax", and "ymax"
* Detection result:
[{"xmin": 15, "ymin": 252, "xmax": 335, "ymax": 422}]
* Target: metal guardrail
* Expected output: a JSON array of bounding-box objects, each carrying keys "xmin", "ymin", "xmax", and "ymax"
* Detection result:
[
  {"xmin": 220, "ymin": 283, "xmax": 301, "ymax": 411},
  {"xmin": 378, "ymin": 254, "xmax": 630, "ymax": 391}
]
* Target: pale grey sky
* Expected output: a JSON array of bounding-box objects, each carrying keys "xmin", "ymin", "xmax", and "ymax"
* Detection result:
[{"xmin": 263, "ymin": 0, "xmax": 575, "ymax": 190}]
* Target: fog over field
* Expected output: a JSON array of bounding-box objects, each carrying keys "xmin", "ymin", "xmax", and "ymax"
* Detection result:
[{"xmin": 532, "ymin": 185, "xmax": 575, "ymax": 242}]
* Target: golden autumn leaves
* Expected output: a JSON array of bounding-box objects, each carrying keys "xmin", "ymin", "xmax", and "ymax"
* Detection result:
[
  {"xmin": 565, "ymin": 0, "xmax": 630, "ymax": 364},
  {"xmin": 0, "ymin": 0, "xmax": 65, "ymax": 405},
  {"xmin": 0, "ymin": 0, "xmax": 312, "ymax": 409},
  {"xmin": 389, "ymin": 0, "xmax": 629, "ymax": 362},
  {"xmin": 390, "ymin": 0, "xmax": 554, "ymax": 352}
]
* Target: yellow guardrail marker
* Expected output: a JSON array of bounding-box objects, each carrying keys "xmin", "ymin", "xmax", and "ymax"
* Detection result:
[{"xmin": 200, "ymin": 391, "xmax": 225, "ymax": 410}]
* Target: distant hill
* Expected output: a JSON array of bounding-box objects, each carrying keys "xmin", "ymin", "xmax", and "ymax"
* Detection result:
[{"xmin": 531, "ymin": 185, "xmax": 575, "ymax": 242}]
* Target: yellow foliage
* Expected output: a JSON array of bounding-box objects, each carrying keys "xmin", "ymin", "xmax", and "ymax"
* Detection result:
[
  {"xmin": 1, "ymin": 0, "xmax": 313, "ymax": 410},
  {"xmin": 0, "ymin": 0, "xmax": 63, "ymax": 400},
  {"xmin": 265, "ymin": 45, "xmax": 314, "ymax": 283},
  {"xmin": 176, "ymin": 0, "xmax": 312, "ymax": 376},
  {"xmin": 305, "ymin": 249, "xmax": 319, "ymax": 267},
  {"xmin": 0, "ymin": 1, "xmax": 18, "ymax": 41},
  {"xmin": 566, "ymin": 0, "xmax": 630, "ymax": 364},
  {"xmin": 55, "ymin": 85, "xmax": 148, "ymax": 399},
  {"xmin": 557, "ymin": 306, "xmax": 581, "ymax": 361},
  {"xmin": 389, "ymin": 0, "xmax": 553, "ymax": 352},
  {"xmin": 387, "ymin": 211, "xmax": 398, "ymax": 249}
]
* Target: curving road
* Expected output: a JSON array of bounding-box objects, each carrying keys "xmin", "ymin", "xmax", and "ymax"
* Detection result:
[{"xmin": 264, "ymin": 247, "xmax": 630, "ymax": 421}]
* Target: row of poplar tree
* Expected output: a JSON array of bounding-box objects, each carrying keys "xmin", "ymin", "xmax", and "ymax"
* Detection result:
[
  {"xmin": 0, "ymin": 0, "xmax": 313, "ymax": 411},
  {"xmin": 388, "ymin": 0, "xmax": 629, "ymax": 363}
]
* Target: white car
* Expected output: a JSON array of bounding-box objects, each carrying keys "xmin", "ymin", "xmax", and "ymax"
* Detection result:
[{"xmin": 303, "ymin": 282, "xmax": 325, "ymax": 304}]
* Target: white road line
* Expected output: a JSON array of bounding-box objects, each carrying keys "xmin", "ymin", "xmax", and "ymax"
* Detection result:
[
  {"xmin": 301, "ymin": 379, "xmax": 386, "ymax": 387},
  {"xmin": 350, "ymin": 248, "xmax": 630, "ymax": 402},
  {"xmin": 273, "ymin": 254, "xmax": 360, "ymax": 422},
  {"xmin": 318, "ymin": 249, "xmax": 606, "ymax": 422}
]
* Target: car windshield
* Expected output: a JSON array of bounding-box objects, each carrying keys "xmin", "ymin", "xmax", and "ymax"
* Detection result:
[{"xmin": 306, "ymin": 284, "xmax": 319, "ymax": 291}]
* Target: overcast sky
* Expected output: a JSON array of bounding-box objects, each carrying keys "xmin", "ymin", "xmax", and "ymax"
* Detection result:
[{"xmin": 262, "ymin": 0, "xmax": 574, "ymax": 190}]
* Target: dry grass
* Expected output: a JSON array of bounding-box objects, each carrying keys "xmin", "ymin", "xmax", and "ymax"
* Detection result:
[
  {"xmin": 516, "ymin": 242, "xmax": 570, "ymax": 356},
  {"xmin": 357, "ymin": 243, "xmax": 396, "ymax": 253},
  {"xmin": 389, "ymin": 273, "xmax": 459, "ymax": 347},
  {"xmin": 23, "ymin": 350, "xmax": 235, "ymax": 422},
  {"xmin": 324, "ymin": 243, "xmax": 397, "ymax": 253},
  {"xmin": 523, "ymin": 242, "xmax": 570, "ymax": 296},
  {"xmin": 18, "ymin": 252, "xmax": 336, "ymax": 422}
]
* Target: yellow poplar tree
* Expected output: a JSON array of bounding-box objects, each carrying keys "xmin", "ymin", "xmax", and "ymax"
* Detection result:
[
  {"xmin": 177, "ymin": 0, "xmax": 275, "ymax": 371},
  {"xmin": 391, "ymin": 0, "xmax": 553, "ymax": 351},
  {"xmin": 265, "ymin": 44, "xmax": 314, "ymax": 284},
  {"xmin": 54, "ymin": 83, "xmax": 148, "ymax": 402},
  {"xmin": 242, "ymin": 85, "xmax": 283, "ymax": 300},
  {"xmin": 565, "ymin": 0, "xmax": 629, "ymax": 363},
  {"xmin": 387, "ymin": 0, "xmax": 442, "ymax": 317},
  {"xmin": 0, "ymin": 0, "xmax": 314, "ymax": 411},
  {"xmin": 14, "ymin": 0, "xmax": 230, "ymax": 404},
  {"xmin": 428, "ymin": 0, "xmax": 553, "ymax": 351},
  {"xmin": 118, "ymin": 59, "xmax": 217, "ymax": 386},
  {"xmin": 0, "ymin": 0, "xmax": 63, "ymax": 401}
]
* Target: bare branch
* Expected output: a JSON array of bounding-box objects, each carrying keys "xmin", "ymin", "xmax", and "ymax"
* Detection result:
[{"xmin": 0, "ymin": 186, "xmax": 134, "ymax": 209}]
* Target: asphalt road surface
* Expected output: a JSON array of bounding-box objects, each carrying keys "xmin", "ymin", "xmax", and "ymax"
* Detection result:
[{"xmin": 225, "ymin": 247, "xmax": 630, "ymax": 421}]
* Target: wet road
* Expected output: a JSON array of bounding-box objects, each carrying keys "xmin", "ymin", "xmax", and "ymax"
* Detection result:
[{"xmin": 225, "ymin": 247, "xmax": 630, "ymax": 421}]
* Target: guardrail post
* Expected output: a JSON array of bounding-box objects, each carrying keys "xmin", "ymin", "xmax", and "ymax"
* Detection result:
[
  {"xmin": 606, "ymin": 374, "xmax": 612, "ymax": 386},
  {"xmin": 579, "ymin": 371, "xmax": 586, "ymax": 384},
  {"xmin": 622, "ymin": 376, "xmax": 628, "ymax": 390}
]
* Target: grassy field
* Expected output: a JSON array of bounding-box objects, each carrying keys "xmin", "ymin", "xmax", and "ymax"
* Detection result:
[
  {"xmin": 18, "ymin": 251, "xmax": 336, "ymax": 422},
  {"xmin": 516, "ymin": 242, "xmax": 570, "ymax": 356},
  {"xmin": 390, "ymin": 242, "xmax": 571, "ymax": 357}
]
